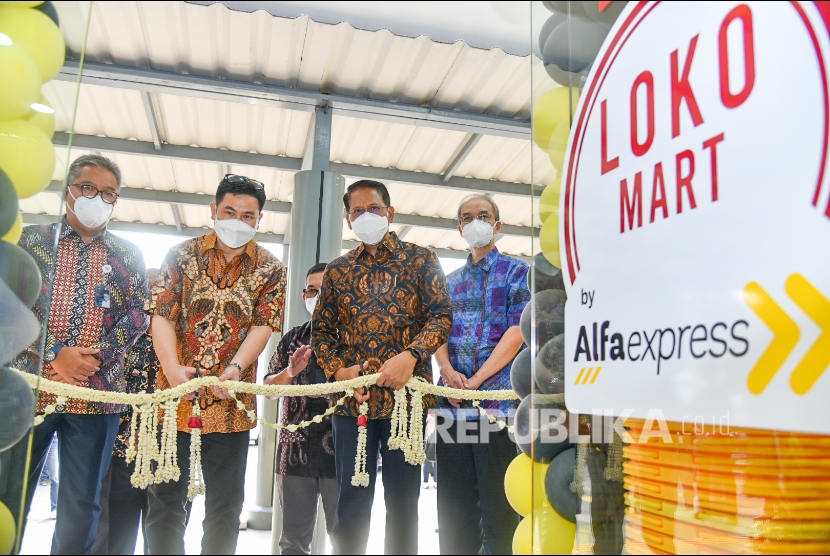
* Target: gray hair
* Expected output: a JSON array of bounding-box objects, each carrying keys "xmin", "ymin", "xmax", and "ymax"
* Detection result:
[
  {"xmin": 457, "ymin": 193, "xmax": 500, "ymax": 222},
  {"xmin": 66, "ymin": 154, "xmax": 122, "ymax": 186}
]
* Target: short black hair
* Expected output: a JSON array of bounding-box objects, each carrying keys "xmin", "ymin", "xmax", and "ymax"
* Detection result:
[
  {"xmin": 343, "ymin": 180, "xmax": 391, "ymax": 212},
  {"xmin": 306, "ymin": 262, "xmax": 328, "ymax": 277},
  {"xmin": 216, "ymin": 176, "xmax": 266, "ymax": 212}
]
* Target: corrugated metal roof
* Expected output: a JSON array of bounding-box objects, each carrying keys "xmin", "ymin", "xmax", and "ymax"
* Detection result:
[{"xmin": 32, "ymin": 1, "xmax": 560, "ymax": 257}]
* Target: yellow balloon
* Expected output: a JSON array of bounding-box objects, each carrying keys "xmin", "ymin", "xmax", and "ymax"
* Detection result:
[
  {"xmin": 0, "ymin": 119, "xmax": 55, "ymax": 198},
  {"xmin": 531, "ymin": 505, "xmax": 576, "ymax": 554},
  {"xmin": 547, "ymin": 117, "xmax": 571, "ymax": 171},
  {"xmin": 0, "ymin": 38, "xmax": 41, "ymax": 120},
  {"xmin": 532, "ymin": 86, "xmax": 580, "ymax": 152},
  {"xmin": 0, "ymin": 1, "xmax": 43, "ymax": 6},
  {"xmin": 0, "ymin": 500, "xmax": 14, "ymax": 555},
  {"xmin": 2, "ymin": 211, "xmax": 22, "ymax": 243},
  {"xmin": 513, "ymin": 515, "xmax": 532, "ymax": 555},
  {"xmin": 0, "ymin": 6, "xmax": 65, "ymax": 83},
  {"xmin": 504, "ymin": 453, "xmax": 550, "ymax": 517},
  {"xmin": 538, "ymin": 181, "xmax": 560, "ymax": 223},
  {"xmin": 539, "ymin": 212, "xmax": 560, "ymax": 266},
  {"xmin": 22, "ymin": 94, "xmax": 55, "ymax": 137}
]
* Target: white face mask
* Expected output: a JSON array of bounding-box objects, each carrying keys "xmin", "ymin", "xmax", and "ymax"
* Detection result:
[
  {"xmin": 462, "ymin": 219, "xmax": 495, "ymax": 248},
  {"xmin": 350, "ymin": 212, "xmax": 389, "ymax": 245},
  {"xmin": 67, "ymin": 188, "xmax": 113, "ymax": 229},
  {"xmin": 214, "ymin": 218, "xmax": 257, "ymax": 248},
  {"xmin": 304, "ymin": 295, "xmax": 318, "ymax": 315}
]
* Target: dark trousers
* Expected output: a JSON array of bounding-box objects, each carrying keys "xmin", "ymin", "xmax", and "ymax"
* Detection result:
[
  {"xmin": 91, "ymin": 455, "xmax": 148, "ymax": 555},
  {"xmin": 144, "ymin": 430, "xmax": 249, "ymax": 555},
  {"xmin": 436, "ymin": 417, "xmax": 519, "ymax": 555},
  {"xmin": 22, "ymin": 413, "xmax": 120, "ymax": 555},
  {"xmin": 331, "ymin": 415, "xmax": 421, "ymax": 555},
  {"xmin": 276, "ymin": 474, "xmax": 338, "ymax": 555}
]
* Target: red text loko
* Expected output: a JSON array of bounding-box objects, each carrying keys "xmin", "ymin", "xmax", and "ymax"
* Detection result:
[{"xmin": 599, "ymin": 4, "xmax": 756, "ymax": 234}]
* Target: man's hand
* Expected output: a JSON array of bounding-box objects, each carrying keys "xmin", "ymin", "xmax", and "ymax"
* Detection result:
[
  {"xmin": 49, "ymin": 347, "xmax": 101, "ymax": 385},
  {"xmin": 211, "ymin": 365, "xmax": 241, "ymax": 401},
  {"xmin": 335, "ymin": 362, "xmax": 370, "ymax": 403},
  {"xmin": 163, "ymin": 364, "xmax": 199, "ymax": 400},
  {"xmin": 377, "ymin": 351, "xmax": 417, "ymax": 391},
  {"xmin": 440, "ymin": 364, "xmax": 467, "ymax": 408},
  {"xmin": 464, "ymin": 373, "xmax": 484, "ymax": 391},
  {"xmin": 287, "ymin": 345, "xmax": 312, "ymax": 378}
]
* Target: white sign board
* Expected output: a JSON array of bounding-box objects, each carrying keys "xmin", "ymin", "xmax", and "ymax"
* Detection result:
[{"xmin": 562, "ymin": 0, "xmax": 830, "ymax": 434}]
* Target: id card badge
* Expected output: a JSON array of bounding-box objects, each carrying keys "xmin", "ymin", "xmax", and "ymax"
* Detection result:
[{"xmin": 94, "ymin": 285, "xmax": 112, "ymax": 309}]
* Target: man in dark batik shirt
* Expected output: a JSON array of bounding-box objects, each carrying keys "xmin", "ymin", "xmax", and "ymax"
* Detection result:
[{"xmin": 265, "ymin": 263, "xmax": 336, "ymax": 555}]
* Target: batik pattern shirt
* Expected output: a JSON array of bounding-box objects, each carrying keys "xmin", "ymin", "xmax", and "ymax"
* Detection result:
[
  {"xmin": 113, "ymin": 333, "xmax": 159, "ymax": 459},
  {"xmin": 13, "ymin": 219, "xmax": 149, "ymax": 414},
  {"xmin": 147, "ymin": 232, "xmax": 285, "ymax": 434},
  {"xmin": 266, "ymin": 321, "xmax": 335, "ymax": 478},
  {"xmin": 441, "ymin": 247, "xmax": 530, "ymax": 415},
  {"xmin": 311, "ymin": 232, "xmax": 452, "ymax": 419}
]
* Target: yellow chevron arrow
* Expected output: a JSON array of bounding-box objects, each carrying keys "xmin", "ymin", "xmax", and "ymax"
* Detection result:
[
  {"xmin": 743, "ymin": 282, "xmax": 800, "ymax": 395},
  {"xmin": 785, "ymin": 274, "xmax": 830, "ymax": 395}
]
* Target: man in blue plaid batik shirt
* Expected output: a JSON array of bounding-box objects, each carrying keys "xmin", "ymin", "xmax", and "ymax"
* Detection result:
[{"xmin": 434, "ymin": 193, "xmax": 530, "ymax": 555}]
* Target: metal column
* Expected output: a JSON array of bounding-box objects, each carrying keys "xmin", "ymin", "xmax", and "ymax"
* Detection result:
[{"xmin": 267, "ymin": 105, "xmax": 344, "ymax": 554}]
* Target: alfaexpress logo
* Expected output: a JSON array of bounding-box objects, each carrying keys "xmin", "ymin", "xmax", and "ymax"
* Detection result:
[{"xmin": 573, "ymin": 319, "xmax": 749, "ymax": 375}]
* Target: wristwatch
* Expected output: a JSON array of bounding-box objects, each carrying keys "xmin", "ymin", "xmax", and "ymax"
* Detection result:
[
  {"xmin": 228, "ymin": 362, "xmax": 243, "ymax": 374},
  {"xmin": 45, "ymin": 344, "xmax": 63, "ymax": 363},
  {"xmin": 407, "ymin": 347, "xmax": 424, "ymax": 365}
]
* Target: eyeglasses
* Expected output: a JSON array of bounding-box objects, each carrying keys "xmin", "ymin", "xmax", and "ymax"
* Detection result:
[
  {"xmin": 69, "ymin": 183, "xmax": 119, "ymax": 204},
  {"xmin": 349, "ymin": 206, "xmax": 388, "ymax": 219},
  {"xmin": 302, "ymin": 287, "xmax": 319, "ymax": 297},
  {"xmin": 222, "ymin": 174, "xmax": 265, "ymax": 191},
  {"xmin": 459, "ymin": 211, "xmax": 495, "ymax": 225}
]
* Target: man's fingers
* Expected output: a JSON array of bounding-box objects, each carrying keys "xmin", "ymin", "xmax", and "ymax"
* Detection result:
[{"xmin": 77, "ymin": 347, "xmax": 101, "ymax": 355}]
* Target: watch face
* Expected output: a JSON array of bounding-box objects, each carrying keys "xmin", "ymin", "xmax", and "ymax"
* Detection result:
[{"xmin": 45, "ymin": 351, "xmax": 56, "ymax": 362}]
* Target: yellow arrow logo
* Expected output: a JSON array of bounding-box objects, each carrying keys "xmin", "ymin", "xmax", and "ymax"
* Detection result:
[
  {"xmin": 744, "ymin": 273, "xmax": 830, "ymax": 396},
  {"xmin": 785, "ymin": 274, "xmax": 830, "ymax": 395}
]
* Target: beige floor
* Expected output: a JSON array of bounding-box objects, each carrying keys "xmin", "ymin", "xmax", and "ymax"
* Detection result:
[{"xmin": 20, "ymin": 444, "xmax": 440, "ymax": 555}]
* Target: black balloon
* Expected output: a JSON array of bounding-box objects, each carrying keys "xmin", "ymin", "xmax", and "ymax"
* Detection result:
[
  {"xmin": 0, "ymin": 366, "xmax": 35, "ymax": 453},
  {"xmin": 0, "ymin": 241, "xmax": 42, "ymax": 308},
  {"xmin": 510, "ymin": 348, "xmax": 532, "ymax": 399},
  {"xmin": 528, "ymin": 252, "xmax": 565, "ymax": 293},
  {"xmin": 543, "ymin": 1, "xmax": 587, "ymax": 16},
  {"xmin": 512, "ymin": 394, "xmax": 570, "ymax": 463},
  {"xmin": 542, "ymin": 14, "xmax": 611, "ymax": 74},
  {"xmin": 0, "ymin": 169, "xmax": 18, "ymax": 239},
  {"xmin": 536, "ymin": 334, "xmax": 565, "ymax": 395},
  {"xmin": 520, "ymin": 289, "xmax": 566, "ymax": 348},
  {"xmin": 582, "ymin": 0, "xmax": 628, "ymax": 24},
  {"xmin": 545, "ymin": 447, "xmax": 580, "ymax": 522},
  {"xmin": 35, "ymin": 1, "xmax": 60, "ymax": 26},
  {"xmin": 544, "ymin": 62, "xmax": 589, "ymax": 89},
  {"xmin": 538, "ymin": 13, "xmax": 566, "ymax": 56}
]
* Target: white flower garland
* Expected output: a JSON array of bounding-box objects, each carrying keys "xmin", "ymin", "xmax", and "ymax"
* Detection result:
[
  {"xmin": 351, "ymin": 399, "xmax": 370, "ymax": 487},
  {"xmin": 387, "ymin": 387, "xmax": 409, "ymax": 450},
  {"xmin": 12, "ymin": 369, "xmax": 520, "ymax": 495}
]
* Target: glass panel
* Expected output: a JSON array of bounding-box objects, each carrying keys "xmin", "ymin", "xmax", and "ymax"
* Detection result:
[
  {"xmin": 0, "ymin": 1, "xmax": 92, "ymax": 553},
  {"xmin": 526, "ymin": 1, "xmax": 628, "ymax": 555}
]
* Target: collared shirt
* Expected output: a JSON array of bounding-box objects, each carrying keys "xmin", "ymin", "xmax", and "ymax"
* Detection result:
[
  {"xmin": 311, "ymin": 232, "xmax": 452, "ymax": 419},
  {"xmin": 266, "ymin": 321, "xmax": 335, "ymax": 478},
  {"xmin": 441, "ymin": 247, "xmax": 530, "ymax": 415},
  {"xmin": 146, "ymin": 232, "xmax": 286, "ymax": 434},
  {"xmin": 14, "ymin": 219, "xmax": 149, "ymax": 414},
  {"xmin": 114, "ymin": 332, "xmax": 159, "ymax": 459}
]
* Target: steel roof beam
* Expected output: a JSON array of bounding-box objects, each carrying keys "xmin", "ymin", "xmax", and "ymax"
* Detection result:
[
  {"xmin": 57, "ymin": 60, "xmax": 531, "ymax": 140},
  {"xmin": 442, "ymin": 134, "xmax": 481, "ymax": 182},
  {"xmin": 140, "ymin": 90, "xmax": 163, "ymax": 151},
  {"xmin": 55, "ymin": 132, "xmax": 539, "ymax": 198}
]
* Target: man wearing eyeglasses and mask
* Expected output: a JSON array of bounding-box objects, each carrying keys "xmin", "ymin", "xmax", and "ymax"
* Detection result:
[
  {"xmin": 144, "ymin": 174, "xmax": 286, "ymax": 555},
  {"xmin": 264, "ymin": 262, "xmax": 337, "ymax": 555},
  {"xmin": 433, "ymin": 194, "xmax": 530, "ymax": 555},
  {"xmin": 311, "ymin": 180, "xmax": 452, "ymax": 555},
  {"xmin": 10, "ymin": 154, "xmax": 149, "ymax": 554}
]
